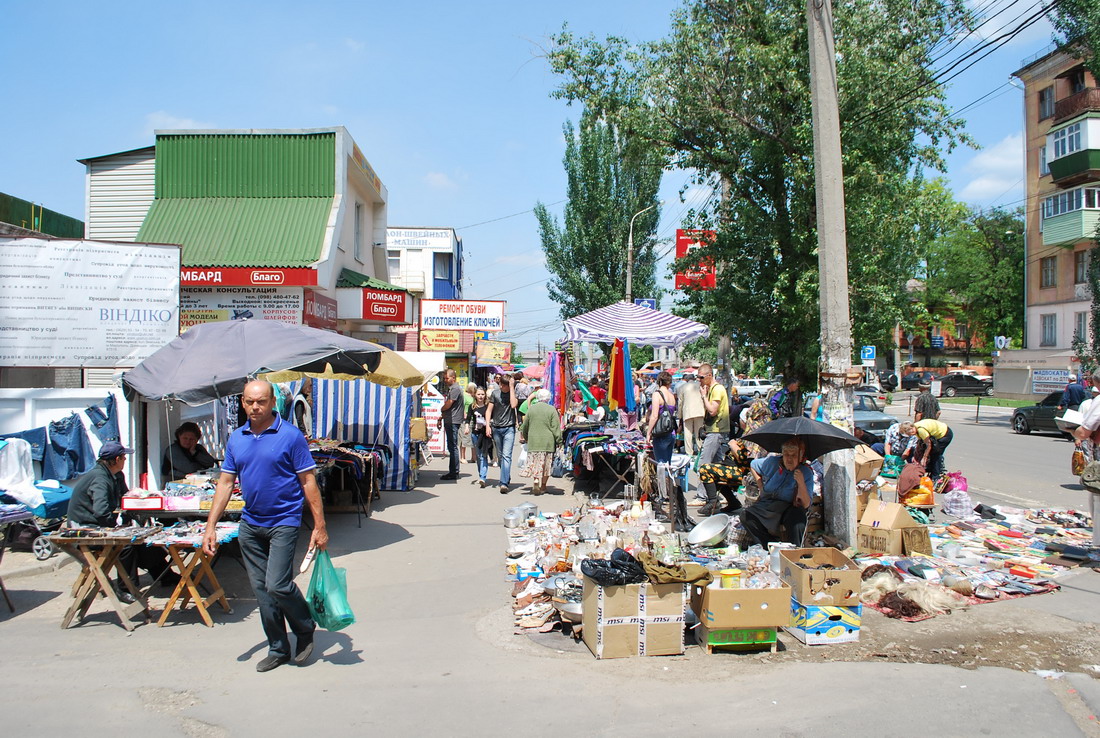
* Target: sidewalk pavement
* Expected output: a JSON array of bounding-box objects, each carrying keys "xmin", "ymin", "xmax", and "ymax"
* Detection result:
[{"xmin": 1, "ymin": 465, "xmax": 1098, "ymax": 736}]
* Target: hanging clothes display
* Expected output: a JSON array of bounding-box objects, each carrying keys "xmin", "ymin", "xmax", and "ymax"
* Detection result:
[
  {"xmin": 620, "ymin": 339, "xmax": 636, "ymax": 413},
  {"xmin": 609, "ymin": 339, "xmax": 626, "ymax": 410},
  {"xmin": 42, "ymin": 413, "xmax": 95, "ymax": 481},
  {"xmin": 0, "ymin": 427, "xmax": 47, "ymax": 461},
  {"xmin": 84, "ymin": 394, "xmax": 121, "ymax": 443}
]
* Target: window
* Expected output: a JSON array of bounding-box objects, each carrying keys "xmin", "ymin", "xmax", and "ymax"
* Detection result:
[
  {"xmin": 353, "ymin": 202, "xmax": 362, "ymax": 261},
  {"xmin": 1039, "ymin": 86, "xmax": 1055, "ymax": 120},
  {"xmin": 1070, "ymin": 68, "xmax": 1087, "ymax": 95},
  {"xmin": 1075, "ymin": 311, "xmax": 1089, "ymax": 342},
  {"xmin": 433, "ymin": 252, "xmax": 452, "ymax": 280},
  {"xmin": 955, "ymin": 321, "xmax": 968, "ymax": 341},
  {"xmin": 1041, "ymin": 314, "xmax": 1057, "ymax": 346},
  {"xmin": 1040, "ymin": 256, "xmax": 1057, "ymax": 288},
  {"xmin": 1076, "ymin": 250, "xmax": 1089, "ymax": 284},
  {"xmin": 1052, "ymin": 122, "xmax": 1082, "ymax": 159},
  {"xmin": 1043, "ymin": 187, "xmax": 1091, "ymax": 219},
  {"xmin": 1040, "ymin": 146, "xmax": 1049, "ymax": 176},
  {"xmin": 387, "ymin": 249, "xmax": 401, "ymax": 280}
]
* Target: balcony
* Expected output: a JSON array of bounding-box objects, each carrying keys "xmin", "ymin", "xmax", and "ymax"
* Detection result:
[
  {"xmin": 1042, "ymin": 210, "xmax": 1100, "ymax": 246},
  {"xmin": 389, "ymin": 271, "xmax": 426, "ymax": 293},
  {"xmin": 1054, "ymin": 87, "xmax": 1100, "ymax": 123},
  {"xmin": 1049, "ymin": 148, "xmax": 1100, "ymax": 187}
]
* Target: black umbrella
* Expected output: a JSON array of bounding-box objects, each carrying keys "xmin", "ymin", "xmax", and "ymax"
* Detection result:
[{"xmin": 741, "ymin": 416, "xmax": 863, "ymax": 460}]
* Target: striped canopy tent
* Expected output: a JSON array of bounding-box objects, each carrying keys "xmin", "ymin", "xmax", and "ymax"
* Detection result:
[{"xmin": 563, "ymin": 301, "xmax": 710, "ymax": 348}]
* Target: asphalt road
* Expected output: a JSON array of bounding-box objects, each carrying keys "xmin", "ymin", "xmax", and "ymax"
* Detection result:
[{"xmin": 886, "ymin": 393, "xmax": 1087, "ymax": 510}]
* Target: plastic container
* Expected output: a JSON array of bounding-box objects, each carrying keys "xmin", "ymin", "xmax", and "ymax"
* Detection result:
[{"xmin": 720, "ymin": 568, "xmax": 742, "ymax": 589}]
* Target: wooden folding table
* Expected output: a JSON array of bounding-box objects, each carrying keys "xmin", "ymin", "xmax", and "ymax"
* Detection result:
[
  {"xmin": 154, "ymin": 542, "xmax": 231, "ymax": 627},
  {"xmin": 0, "ymin": 508, "xmax": 33, "ymax": 612},
  {"xmin": 49, "ymin": 531, "xmax": 152, "ymax": 631}
]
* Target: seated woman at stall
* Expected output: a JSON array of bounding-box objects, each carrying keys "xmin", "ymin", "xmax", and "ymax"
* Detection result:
[
  {"xmin": 740, "ymin": 438, "xmax": 814, "ymax": 548},
  {"xmin": 162, "ymin": 421, "xmax": 218, "ymax": 480},
  {"xmin": 698, "ymin": 438, "xmax": 752, "ymax": 516}
]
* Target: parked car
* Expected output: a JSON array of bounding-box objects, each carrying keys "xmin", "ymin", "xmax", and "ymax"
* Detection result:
[
  {"xmin": 938, "ymin": 373, "xmax": 993, "ymax": 397},
  {"xmin": 803, "ymin": 393, "xmax": 895, "ymax": 433},
  {"xmin": 877, "ymin": 370, "xmax": 899, "ymax": 391},
  {"xmin": 900, "ymin": 371, "xmax": 941, "ymax": 391},
  {"xmin": 732, "ymin": 378, "xmax": 776, "ymax": 398},
  {"xmin": 1012, "ymin": 391, "xmax": 1071, "ymax": 436}
]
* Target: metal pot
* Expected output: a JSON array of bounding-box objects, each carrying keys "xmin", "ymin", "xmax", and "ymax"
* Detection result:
[
  {"xmin": 553, "ymin": 599, "xmax": 583, "ymax": 623},
  {"xmin": 503, "ymin": 508, "xmax": 524, "ymax": 528},
  {"xmin": 686, "ymin": 513, "xmax": 731, "ymax": 547},
  {"xmin": 543, "ymin": 573, "xmax": 579, "ymax": 595}
]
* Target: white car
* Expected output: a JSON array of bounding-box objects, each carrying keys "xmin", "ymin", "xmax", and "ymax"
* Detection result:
[{"xmin": 732, "ymin": 378, "xmax": 776, "ymax": 398}]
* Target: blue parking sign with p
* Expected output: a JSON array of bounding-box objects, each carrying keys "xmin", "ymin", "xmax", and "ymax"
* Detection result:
[{"xmin": 860, "ymin": 346, "xmax": 876, "ymax": 362}]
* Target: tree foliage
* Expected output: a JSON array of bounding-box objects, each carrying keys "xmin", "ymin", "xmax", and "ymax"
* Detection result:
[
  {"xmin": 546, "ymin": 0, "xmax": 974, "ymax": 382},
  {"xmin": 1051, "ymin": 0, "xmax": 1100, "ymax": 81},
  {"xmin": 533, "ymin": 111, "xmax": 664, "ymax": 320}
]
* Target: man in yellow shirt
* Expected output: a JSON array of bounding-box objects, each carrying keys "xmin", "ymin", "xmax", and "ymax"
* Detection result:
[
  {"xmin": 899, "ymin": 419, "xmax": 953, "ymax": 479},
  {"xmin": 697, "ymin": 363, "xmax": 730, "ymax": 515}
]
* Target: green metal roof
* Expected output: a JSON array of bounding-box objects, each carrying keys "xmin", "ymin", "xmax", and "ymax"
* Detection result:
[
  {"xmin": 155, "ymin": 133, "xmax": 335, "ymax": 198},
  {"xmin": 137, "ymin": 197, "xmax": 332, "ymax": 267},
  {"xmin": 337, "ymin": 268, "xmax": 406, "ymax": 292}
]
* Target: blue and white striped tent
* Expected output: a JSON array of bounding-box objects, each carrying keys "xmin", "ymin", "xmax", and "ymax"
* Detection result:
[{"xmin": 311, "ymin": 378, "xmax": 414, "ymax": 491}]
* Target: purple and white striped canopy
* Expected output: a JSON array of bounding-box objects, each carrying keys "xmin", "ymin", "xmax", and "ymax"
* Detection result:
[{"xmin": 563, "ymin": 301, "xmax": 710, "ymax": 348}]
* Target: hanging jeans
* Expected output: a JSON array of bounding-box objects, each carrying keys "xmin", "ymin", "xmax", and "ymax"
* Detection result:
[
  {"xmin": 42, "ymin": 413, "xmax": 95, "ymax": 481},
  {"xmin": 84, "ymin": 394, "xmax": 121, "ymax": 443},
  {"xmin": 0, "ymin": 427, "xmax": 47, "ymax": 461}
]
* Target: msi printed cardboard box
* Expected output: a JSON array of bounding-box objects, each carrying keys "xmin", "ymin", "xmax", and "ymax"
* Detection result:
[{"xmin": 581, "ymin": 577, "xmax": 687, "ymax": 659}]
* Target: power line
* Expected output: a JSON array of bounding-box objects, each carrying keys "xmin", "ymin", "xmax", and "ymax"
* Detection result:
[{"xmin": 456, "ymin": 200, "xmax": 566, "ymax": 230}]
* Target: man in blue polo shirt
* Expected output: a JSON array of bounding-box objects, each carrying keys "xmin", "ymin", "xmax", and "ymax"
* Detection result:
[{"xmin": 203, "ymin": 380, "xmax": 328, "ymax": 673}]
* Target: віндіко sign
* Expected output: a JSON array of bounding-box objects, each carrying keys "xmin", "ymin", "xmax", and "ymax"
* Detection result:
[{"xmin": 420, "ymin": 300, "xmax": 505, "ymax": 332}]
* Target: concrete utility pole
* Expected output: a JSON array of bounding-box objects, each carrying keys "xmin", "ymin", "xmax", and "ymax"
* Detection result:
[{"xmin": 807, "ymin": 0, "xmax": 857, "ymax": 544}]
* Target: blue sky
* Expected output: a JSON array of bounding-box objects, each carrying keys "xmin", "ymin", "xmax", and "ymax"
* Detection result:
[{"xmin": 2, "ymin": 1, "xmax": 1055, "ymax": 352}]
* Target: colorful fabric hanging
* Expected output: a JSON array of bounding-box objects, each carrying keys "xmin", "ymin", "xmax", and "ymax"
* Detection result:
[
  {"xmin": 621, "ymin": 339, "xmax": 636, "ymax": 413},
  {"xmin": 577, "ymin": 380, "xmax": 597, "ymax": 410},
  {"xmin": 608, "ymin": 339, "xmax": 625, "ymax": 410}
]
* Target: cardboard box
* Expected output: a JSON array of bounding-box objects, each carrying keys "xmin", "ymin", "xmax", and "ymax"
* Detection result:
[
  {"xmin": 121, "ymin": 495, "xmax": 164, "ymax": 511},
  {"xmin": 200, "ymin": 498, "xmax": 245, "ymax": 511},
  {"xmin": 581, "ymin": 577, "xmax": 686, "ymax": 659},
  {"xmin": 410, "ymin": 417, "xmax": 428, "ymax": 442},
  {"xmin": 696, "ymin": 624, "xmax": 777, "ymax": 652},
  {"xmin": 689, "ymin": 582, "xmax": 792, "ymax": 629},
  {"xmin": 854, "ymin": 444, "xmax": 884, "ymax": 482},
  {"xmin": 779, "ymin": 547, "xmax": 861, "ymax": 606},
  {"xmin": 786, "ymin": 599, "xmax": 862, "ymax": 645},
  {"xmin": 857, "ymin": 500, "xmax": 932, "ymax": 555}
]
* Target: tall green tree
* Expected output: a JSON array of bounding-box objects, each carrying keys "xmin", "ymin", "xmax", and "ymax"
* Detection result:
[
  {"xmin": 546, "ymin": 0, "xmax": 973, "ymax": 382},
  {"xmin": 1052, "ymin": 0, "xmax": 1100, "ymax": 80},
  {"xmin": 938, "ymin": 207, "xmax": 1025, "ymax": 361},
  {"xmin": 534, "ymin": 111, "xmax": 664, "ymax": 320}
]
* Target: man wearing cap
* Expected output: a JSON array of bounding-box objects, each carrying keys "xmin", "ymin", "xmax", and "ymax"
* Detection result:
[
  {"xmin": 1060, "ymin": 374, "xmax": 1088, "ymax": 412},
  {"xmin": 203, "ymin": 380, "xmax": 328, "ymax": 673},
  {"xmin": 67, "ymin": 441, "xmax": 174, "ymax": 602}
]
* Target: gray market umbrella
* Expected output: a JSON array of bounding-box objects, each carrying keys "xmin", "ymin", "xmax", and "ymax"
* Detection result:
[
  {"xmin": 741, "ymin": 416, "xmax": 863, "ymax": 460},
  {"xmin": 122, "ymin": 319, "xmax": 421, "ymax": 406}
]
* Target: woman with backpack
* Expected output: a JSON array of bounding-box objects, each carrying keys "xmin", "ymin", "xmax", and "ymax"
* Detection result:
[{"xmin": 645, "ymin": 371, "xmax": 678, "ymax": 463}]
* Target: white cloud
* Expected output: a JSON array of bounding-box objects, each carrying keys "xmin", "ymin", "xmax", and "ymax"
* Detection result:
[
  {"xmin": 968, "ymin": 1, "xmax": 1054, "ymax": 47},
  {"xmin": 424, "ymin": 171, "xmax": 458, "ymax": 190},
  {"xmin": 144, "ymin": 111, "xmax": 217, "ymax": 137},
  {"xmin": 344, "ymin": 38, "xmax": 364, "ymax": 52},
  {"xmin": 958, "ymin": 133, "xmax": 1024, "ymax": 204}
]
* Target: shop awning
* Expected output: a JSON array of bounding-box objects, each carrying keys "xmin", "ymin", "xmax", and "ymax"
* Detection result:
[
  {"xmin": 563, "ymin": 301, "xmax": 710, "ymax": 349},
  {"xmin": 337, "ymin": 268, "xmax": 407, "ymax": 292},
  {"xmin": 136, "ymin": 197, "xmax": 333, "ymax": 267}
]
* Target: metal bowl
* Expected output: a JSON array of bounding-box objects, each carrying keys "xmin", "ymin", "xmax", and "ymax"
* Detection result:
[
  {"xmin": 686, "ymin": 513, "xmax": 731, "ymax": 547},
  {"xmin": 553, "ymin": 599, "xmax": 583, "ymax": 623},
  {"xmin": 542, "ymin": 573, "xmax": 579, "ymax": 595}
]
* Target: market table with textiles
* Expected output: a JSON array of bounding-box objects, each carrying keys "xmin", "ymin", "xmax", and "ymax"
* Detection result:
[
  {"xmin": 144, "ymin": 522, "xmax": 237, "ymax": 627},
  {"xmin": 0, "ymin": 504, "xmax": 33, "ymax": 611},
  {"xmin": 309, "ymin": 439, "xmax": 386, "ymax": 518},
  {"xmin": 566, "ymin": 426, "xmax": 646, "ymax": 498}
]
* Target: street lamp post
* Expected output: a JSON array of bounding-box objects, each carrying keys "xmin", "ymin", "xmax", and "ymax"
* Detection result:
[{"xmin": 625, "ymin": 201, "xmax": 662, "ymax": 304}]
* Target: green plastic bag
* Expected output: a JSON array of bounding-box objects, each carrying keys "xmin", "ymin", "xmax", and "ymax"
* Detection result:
[{"xmin": 306, "ymin": 551, "xmax": 355, "ymax": 631}]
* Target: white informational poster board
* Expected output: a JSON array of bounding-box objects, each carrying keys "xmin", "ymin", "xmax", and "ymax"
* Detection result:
[
  {"xmin": 0, "ymin": 237, "xmax": 180, "ymax": 367},
  {"xmin": 421, "ymin": 384, "xmax": 447, "ymax": 456},
  {"xmin": 930, "ymin": 379, "xmax": 942, "ymax": 397},
  {"xmin": 180, "ymin": 287, "xmax": 304, "ymax": 330},
  {"xmin": 1032, "ymin": 369, "xmax": 1071, "ymax": 395}
]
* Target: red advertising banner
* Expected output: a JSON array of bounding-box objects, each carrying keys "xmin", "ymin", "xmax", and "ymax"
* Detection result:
[
  {"xmin": 674, "ymin": 229, "xmax": 717, "ymax": 290},
  {"xmin": 180, "ymin": 267, "xmax": 318, "ymax": 287},
  {"xmin": 303, "ymin": 290, "xmax": 338, "ymax": 330},
  {"xmin": 362, "ymin": 288, "xmax": 409, "ymax": 324}
]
